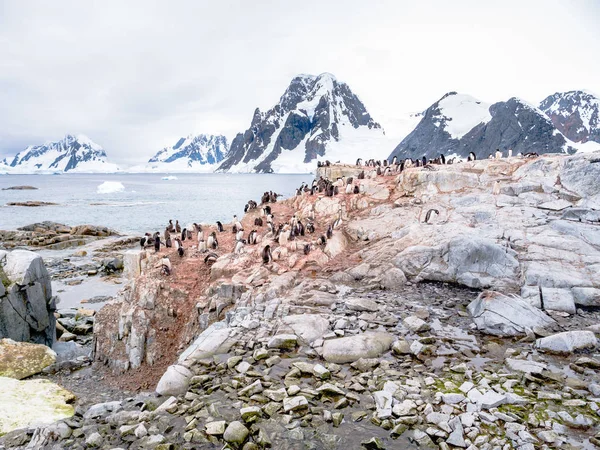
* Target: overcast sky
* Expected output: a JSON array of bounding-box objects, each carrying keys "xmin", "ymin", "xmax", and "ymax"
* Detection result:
[{"xmin": 1, "ymin": 0, "xmax": 599, "ymax": 165}]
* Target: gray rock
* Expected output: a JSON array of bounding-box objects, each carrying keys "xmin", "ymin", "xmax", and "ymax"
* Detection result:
[
  {"xmin": 535, "ymin": 330, "xmax": 598, "ymax": 354},
  {"xmin": 84, "ymin": 401, "xmax": 122, "ymax": 419},
  {"xmin": 223, "ymin": 421, "xmax": 249, "ymax": 444},
  {"xmin": 155, "ymin": 364, "xmax": 192, "ymax": 396},
  {"xmin": 468, "ymin": 291, "xmax": 555, "ymax": 336},
  {"xmin": 505, "ymin": 358, "xmax": 547, "ymax": 374},
  {"xmin": 205, "ymin": 420, "xmax": 226, "ymax": 435},
  {"xmin": 282, "ymin": 314, "xmax": 329, "ymax": 344},
  {"xmin": 283, "ymin": 396, "xmax": 308, "ymax": 413},
  {"xmin": 403, "ymin": 316, "xmax": 430, "ymax": 332},
  {"xmin": 322, "ymin": 332, "xmax": 394, "ymax": 364},
  {"xmin": 267, "ymin": 334, "xmax": 297, "ymax": 349}
]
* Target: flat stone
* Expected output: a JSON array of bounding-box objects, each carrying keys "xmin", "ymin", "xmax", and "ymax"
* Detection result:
[
  {"xmin": 0, "ymin": 338, "xmax": 57, "ymax": 379},
  {"xmin": 505, "ymin": 358, "xmax": 547, "ymax": 374},
  {"xmin": 282, "ymin": 314, "xmax": 330, "ymax": 344},
  {"xmin": 223, "ymin": 421, "xmax": 249, "ymax": 445},
  {"xmin": 240, "ymin": 406, "xmax": 262, "ymax": 423},
  {"xmin": 0, "ymin": 376, "xmax": 75, "ymax": 435},
  {"xmin": 403, "ymin": 316, "xmax": 430, "ymax": 332},
  {"xmin": 205, "ymin": 420, "xmax": 226, "ymax": 435},
  {"xmin": 478, "ymin": 391, "xmax": 507, "ymax": 409},
  {"xmin": 346, "ymin": 298, "xmax": 380, "ymax": 312},
  {"xmin": 283, "ymin": 396, "xmax": 308, "ymax": 413},
  {"xmin": 373, "ymin": 390, "xmax": 393, "ymax": 419},
  {"xmin": 535, "ymin": 331, "xmax": 598, "ymax": 354}
]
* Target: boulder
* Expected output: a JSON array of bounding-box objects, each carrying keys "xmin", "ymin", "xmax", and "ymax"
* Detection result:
[
  {"xmin": 468, "ymin": 291, "xmax": 556, "ymax": 336},
  {"xmin": 178, "ymin": 323, "xmax": 232, "ymax": 364},
  {"xmin": 322, "ymin": 332, "xmax": 394, "ymax": 363},
  {"xmin": 223, "ymin": 421, "xmax": 249, "ymax": 445},
  {"xmin": 324, "ymin": 231, "xmax": 348, "ymax": 258},
  {"xmin": 535, "ymin": 331, "xmax": 598, "ymax": 354},
  {"xmin": 267, "ymin": 334, "xmax": 297, "ymax": 349},
  {"xmin": 0, "ymin": 376, "xmax": 75, "ymax": 435},
  {"xmin": 0, "ymin": 338, "xmax": 57, "ymax": 379},
  {"xmin": 155, "ymin": 364, "xmax": 193, "ymax": 396},
  {"xmin": 0, "ymin": 250, "xmax": 56, "ymax": 346},
  {"xmin": 282, "ymin": 315, "xmax": 329, "ymax": 344},
  {"xmin": 380, "ymin": 267, "xmax": 407, "ymax": 289}
]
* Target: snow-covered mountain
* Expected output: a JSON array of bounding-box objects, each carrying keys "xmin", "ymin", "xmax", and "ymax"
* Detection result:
[
  {"xmin": 217, "ymin": 73, "xmax": 390, "ymax": 173},
  {"xmin": 130, "ymin": 134, "xmax": 229, "ymax": 173},
  {"xmin": 539, "ymin": 90, "xmax": 600, "ymax": 144},
  {"xmin": 2, "ymin": 134, "xmax": 120, "ymax": 173},
  {"xmin": 389, "ymin": 93, "xmax": 580, "ymax": 161}
]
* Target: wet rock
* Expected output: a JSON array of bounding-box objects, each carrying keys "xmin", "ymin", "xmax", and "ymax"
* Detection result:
[
  {"xmin": 156, "ymin": 364, "xmax": 192, "ymax": 396},
  {"xmin": 283, "ymin": 396, "xmax": 308, "ymax": 413},
  {"xmin": 223, "ymin": 421, "xmax": 249, "ymax": 445},
  {"xmin": 322, "ymin": 332, "xmax": 394, "ymax": 363},
  {"xmin": 0, "ymin": 338, "xmax": 56, "ymax": 379},
  {"xmin": 468, "ymin": 291, "xmax": 555, "ymax": 336},
  {"xmin": 534, "ymin": 330, "xmax": 598, "ymax": 354},
  {"xmin": 267, "ymin": 334, "xmax": 297, "ymax": 349}
]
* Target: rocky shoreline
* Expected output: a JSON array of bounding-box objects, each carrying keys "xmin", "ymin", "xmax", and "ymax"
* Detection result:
[{"xmin": 1, "ymin": 151, "xmax": 600, "ymax": 449}]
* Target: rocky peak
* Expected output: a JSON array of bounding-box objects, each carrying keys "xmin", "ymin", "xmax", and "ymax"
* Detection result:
[
  {"xmin": 218, "ymin": 73, "xmax": 384, "ymax": 173},
  {"xmin": 539, "ymin": 90, "xmax": 600, "ymax": 143}
]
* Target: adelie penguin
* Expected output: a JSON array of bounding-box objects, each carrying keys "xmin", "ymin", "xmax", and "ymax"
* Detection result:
[
  {"xmin": 174, "ymin": 238, "xmax": 184, "ymax": 257},
  {"xmin": 234, "ymin": 240, "xmax": 245, "ymax": 254},
  {"xmin": 467, "ymin": 152, "xmax": 476, "ymax": 162},
  {"xmin": 204, "ymin": 252, "xmax": 218, "ymax": 265},
  {"xmin": 317, "ymin": 235, "xmax": 327, "ymax": 246},
  {"xmin": 326, "ymin": 224, "xmax": 333, "ymax": 239},
  {"xmin": 236, "ymin": 229, "xmax": 244, "ymax": 241},
  {"xmin": 424, "ymin": 209, "xmax": 439, "ymax": 224},
  {"xmin": 262, "ymin": 245, "xmax": 273, "ymax": 264},
  {"xmin": 353, "ymin": 185, "xmax": 360, "ymax": 194},
  {"xmin": 216, "ymin": 221, "xmax": 224, "ymax": 232},
  {"xmin": 440, "ymin": 153, "xmax": 446, "ymax": 164},
  {"xmin": 207, "ymin": 231, "xmax": 218, "ymax": 250},
  {"xmin": 254, "ymin": 217, "xmax": 263, "ymax": 227}
]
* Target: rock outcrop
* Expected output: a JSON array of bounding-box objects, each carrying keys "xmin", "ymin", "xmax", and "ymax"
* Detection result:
[
  {"xmin": 0, "ymin": 222, "xmax": 117, "ymax": 250},
  {"xmin": 0, "ymin": 338, "xmax": 57, "ymax": 379},
  {"xmin": 0, "ymin": 250, "xmax": 56, "ymax": 346}
]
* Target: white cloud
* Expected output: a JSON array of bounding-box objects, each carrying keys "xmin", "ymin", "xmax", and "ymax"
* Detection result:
[{"xmin": 1, "ymin": 0, "xmax": 599, "ymax": 165}]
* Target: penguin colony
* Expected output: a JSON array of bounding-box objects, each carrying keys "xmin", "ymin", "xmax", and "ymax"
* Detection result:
[{"xmin": 140, "ymin": 149, "xmax": 538, "ymax": 276}]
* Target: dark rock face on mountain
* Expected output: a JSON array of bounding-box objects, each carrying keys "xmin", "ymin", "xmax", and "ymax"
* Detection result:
[
  {"xmin": 148, "ymin": 134, "xmax": 228, "ymax": 166},
  {"xmin": 540, "ymin": 90, "xmax": 600, "ymax": 144},
  {"xmin": 5, "ymin": 135, "xmax": 118, "ymax": 173},
  {"xmin": 390, "ymin": 94, "xmax": 571, "ymax": 161},
  {"xmin": 218, "ymin": 73, "xmax": 382, "ymax": 173}
]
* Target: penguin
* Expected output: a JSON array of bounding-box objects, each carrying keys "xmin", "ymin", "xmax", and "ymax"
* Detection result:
[
  {"xmin": 467, "ymin": 152, "xmax": 476, "ymax": 161},
  {"xmin": 248, "ymin": 230, "xmax": 258, "ymax": 245},
  {"xmin": 508, "ymin": 149, "xmax": 513, "ymax": 158},
  {"xmin": 345, "ymin": 183, "xmax": 353, "ymax": 194},
  {"xmin": 424, "ymin": 209, "xmax": 440, "ymax": 224},
  {"xmin": 236, "ymin": 229, "xmax": 244, "ymax": 241},
  {"xmin": 164, "ymin": 227, "xmax": 172, "ymax": 248},
  {"xmin": 140, "ymin": 232, "xmax": 150, "ymax": 248},
  {"xmin": 391, "ymin": 155, "xmax": 398, "ymax": 165},
  {"xmin": 358, "ymin": 170, "xmax": 365, "ymax": 180},
  {"xmin": 167, "ymin": 220, "xmax": 175, "ymax": 233},
  {"xmin": 296, "ymin": 221, "xmax": 305, "ymax": 236},
  {"xmin": 175, "ymin": 220, "xmax": 181, "ymax": 233},
  {"xmin": 198, "ymin": 239, "xmax": 207, "ymax": 252},
  {"xmin": 333, "ymin": 185, "xmax": 339, "ymax": 195},
  {"xmin": 306, "ymin": 222, "xmax": 315, "ymax": 234},
  {"xmin": 254, "ymin": 217, "xmax": 263, "ymax": 227},
  {"xmin": 234, "ymin": 240, "xmax": 244, "ymax": 254},
  {"xmin": 153, "ymin": 232, "xmax": 161, "ymax": 253},
  {"xmin": 181, "ymin": 228, "xmax": 187, "ymax": 241},
  {"xmin": 233, "ymin": 215, "xmax": 243, "ymax": 231},
  {"xmin": 161, "ymin": 256, "xmax": 171, "ymax": 275},
  {"xmin": 197, "ymin": 228, "xmax": 204, "ymax": 242},
  {"xmin": 267, "ymin": 214, "xmax": 274, "ymax": 225},
  {"xmin": 216, "ymin": 221, "xmax": 224, "ymax": 232},
  {"xmin": 422, "ymin": 156, "xmax": 427, "ymax": 166},
  {"xmin": 383, "ymin": 166, "xmax": 392, "ymax": 176},
  {"xmin": 356, "ymin": 158, "xmax": 363, "ymax": 166},
  {"xmin": 376, "ymin": 166, "xmax": 382, "ymax": 176},
  {"xmin": 140, "ymin": 235, "xmax": 147, "ymax": 248},
  {"xmin": 492, "ymin": 180, "xmax": 500, "ymax": 195},
  {"xmin": 176, "ymin": 239, "xmax": 184, "ymax": 257},
  {"xmin": 303, "ymin": 244, "xmax": 311, "ymax": 255},
  {"xmin": 317, "ymin": 235, "xmax": 327, "ymax": 246},
  {"xmin": 262, "ymin": 245, "xmax": 272, "ymax": 264},
  {"xmin": 326, "ymin": 224, "xmax": 333, "ymax": 239},
  {"xmin": 333, "ymin": 210, "xmax": 342, "ymax": 229},
  {"xmin": 495, "ymin": 149, "xmax": 502, "ymax": 159},
  {"xmin": 353, "ymin": 185, "xmax": 360, "ymax": 194},
  {"xmin": 204, "ymin": 252, "xmax": 218, "ymax": 265},
  {"xmin": 263, "ymin": 205, "xmax": 271, "ymax": 216},
  {"xmin": 440, "ymin": 154, "xmax": 446, "ymax": 164},
  {"xmin": 207, "ymin": 232, "xmax": 218, "ymax": 250}
]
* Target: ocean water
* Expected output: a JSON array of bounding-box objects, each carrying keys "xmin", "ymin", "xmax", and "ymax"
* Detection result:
[{"xmin": 0, "ymin": 173, "xmax": 313, "ymax": 234}]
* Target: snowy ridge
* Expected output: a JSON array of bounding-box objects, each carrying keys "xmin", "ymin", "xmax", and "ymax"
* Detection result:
[
  {"xmin": 218, "ymin": 72, "xmax": 386, "ymax": 173},
  {"xmin": 129, "ymin": 134, "xmax": 229, "ymax": 173},
  {"xmin": 2, "ymin": 134, "xmax": 120, "ymax": 173}
]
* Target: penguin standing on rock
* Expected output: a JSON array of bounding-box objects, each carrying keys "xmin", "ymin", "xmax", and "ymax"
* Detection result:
[
  {"xmin": 424, "ymin": 209, "xmax": 440, "ymax": 224},
  {"xmin": 468, "ymin": 152, "xmax": 476, "ymax": 161},
  {"xmin": 204, "ymin": 252, "xmax": 218, "ymax": 265},
  {"xmin": 175, "ymin": 238, "xmax": 184, "ymax": 257},
  {"xmin": 207, "ymin": 231, "xmax": 218, "ymax": 249},
  {"xmin": 262, "ymin": 245, "xmax": 272, "ymax": 264},
  {"xmin": 175, "ymin": 220, "xmax": 181, "ymax": 233},
  {"xmin": 216, "ymin": 221, "xmax": 224, "ymax": 232}
]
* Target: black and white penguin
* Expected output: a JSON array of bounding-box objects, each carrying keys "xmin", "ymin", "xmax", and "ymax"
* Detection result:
[
  {"xmin": 262, "ymin": 245, "xmax": 272, "ymax": 264},
  {"xmin": 495, "ymin": 149, "xmax": 502, "ymax": 159},
  {"xmin": 233, "ymin": 215, "xmax": 243, "ymax": 231},
  {"xmin": 440, "ymin": 154, "xmax": 446, "ymax": 164},
  {"xmin": 422, "ymin": 156, "xmax": 427, "ymax": 166},
  {"xmin": 216, "ymin": 221, "xmax": 224, "ymax": 232},
  {"xmin": 236, "ymin": 229, "xmax": 244, "ymax": 241},
  {"xmin": 161, "ymin": 256, "xmax": 171, "ymax": 275},
  {"xmin": 424, "ymin": 209, "xmax": 440, "ymax": 224},
  {"xmin": 306, "ymin": 222, "xmax": 315, "ymax": 234},
  {"xmin": 248, "ymin": 230, "xmax": 258, "ymax": 245},
  {"xmin": 234, "ymin": 240, "xmax": 244, "ymax": 254},
  {"xmin": 207, "ymin": 232, "xmax": 218, "ymax": 250},
  {"xmin": 175, "ymin": 238, "xmax": 184, "ymax": 257},
  {"xmin": 317, "ymin": 235, "xmax": 327, "ymax": 246},
  {"xmin": 376, "ymin": 166, "xmax": 382, "ymax": 176},
  {"xmin": 262, "ymin": 205, "xmax": 271, "ymax": 216},
  {"xmin": 153, "ymin": 232, "xmax": 161, "ymax": 253},
  {"xmin": 356, "ymin": 158, "xmax": 363, "ymax": 166},
  {"xmin": 391, "ymin": 155, "xmax": 398, "ymax": 165},
  {"xmin": 303, "ymin": 244, "xmax": 311, "ymax": 255},
  {"xmin": 204, "ymin": 252, "xmax": 218, "ymax": 265},
  {"xmin": 254, "ymin": 217, "xmax": 263, "ymax": 227},
  {"xmin": 181, "ymin": 228, "xmax": 187, "ymax": 241},
  {"xmin": 353, "ymin": 185, "xmax": 360, "ymax": 194},
  {"xmin": 467, "ymin": 152, "xmax": 476, "ymax": 161},
  {"xmin": 175, "ymin": 220, "xmax": 181, "ymax": 233},
  {"xmin": 358, "ymin": 170, "xmax": 365, "ymax": 180},
  {"xmin": 326, "ymin": 224, "xmax": 333, "ymax": 239}
]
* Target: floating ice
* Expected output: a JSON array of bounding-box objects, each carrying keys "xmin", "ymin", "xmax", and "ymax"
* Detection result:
[
  {"xmin": 161, "ymin": 175, "xmax": 178, "ymax": 180},
  {"xmin": 97, "ymin": 181, "xmax": 125, "ymax": 194}
]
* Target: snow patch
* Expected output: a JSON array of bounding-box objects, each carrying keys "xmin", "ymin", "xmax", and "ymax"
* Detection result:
[{"xmin": 437, "ymin": 94, "xmax": 492, "ymax": 139}]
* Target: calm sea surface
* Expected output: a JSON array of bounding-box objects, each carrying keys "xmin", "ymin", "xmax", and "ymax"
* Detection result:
[{"xmin": 0, "ymin": 173, "xmax": 313, "ymax": 234}]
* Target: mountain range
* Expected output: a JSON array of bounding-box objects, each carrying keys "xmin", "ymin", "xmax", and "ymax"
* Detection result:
[{"xmin": 1, "ymin": 78, "xmax": 599, "ymax": 174}]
